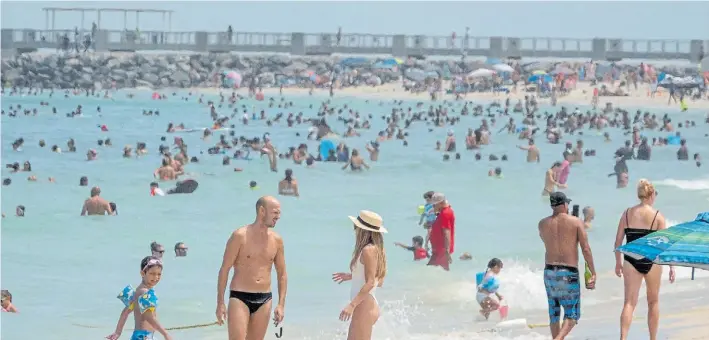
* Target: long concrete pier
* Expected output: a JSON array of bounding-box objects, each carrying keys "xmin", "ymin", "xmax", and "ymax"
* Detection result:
[{"xmin": 2, "ymin": 28, "xmax": 707, "ymax": 62}]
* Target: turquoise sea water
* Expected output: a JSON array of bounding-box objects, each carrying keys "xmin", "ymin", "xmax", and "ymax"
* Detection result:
[{"xmin": 2, "ymin": 90, "xmax": 708, "ymax": 340}]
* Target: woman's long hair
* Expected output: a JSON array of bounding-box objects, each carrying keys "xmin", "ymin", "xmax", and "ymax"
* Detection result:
[{"xmin": 350, "ymin": 227, "xmax": 387, "ymax": 280}]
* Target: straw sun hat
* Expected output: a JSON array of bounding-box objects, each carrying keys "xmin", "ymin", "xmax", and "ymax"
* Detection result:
[{"xmin": 348, "ymin": 210, "xmax": 388, "ymax": 233}]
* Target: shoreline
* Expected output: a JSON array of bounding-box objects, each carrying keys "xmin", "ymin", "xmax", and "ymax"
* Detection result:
[{"xmin": 138, "ymin": 82, "xmax": 709, "ymax": 111}]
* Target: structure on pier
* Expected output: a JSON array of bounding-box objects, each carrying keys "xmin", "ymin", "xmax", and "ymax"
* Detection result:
[{"xmin": 42, "ymin": 7, "xmax": 174, "ymax": 31}]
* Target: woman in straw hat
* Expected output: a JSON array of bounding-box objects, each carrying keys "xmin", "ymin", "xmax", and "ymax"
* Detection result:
[{"xmin": 332, "ymin": 210, "xmax": 387, "ymax": 340}]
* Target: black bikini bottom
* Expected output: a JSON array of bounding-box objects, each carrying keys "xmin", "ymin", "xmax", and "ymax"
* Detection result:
[
  {"xmin": 230, "ymin": 291, "xmax": 272, "ymax": 314},
  {"xmin": 625, "ymin": 255, "xmax": 654, "ymax": 275}
]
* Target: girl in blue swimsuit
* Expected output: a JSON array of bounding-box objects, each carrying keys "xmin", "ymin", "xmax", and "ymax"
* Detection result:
[
  {"xmin": 106, "ymin": 256, "xmax": 172, "ymax": 340},
  {"xmin": 476, "ymin": 258, "xmax": 504, "ymax": 320}
]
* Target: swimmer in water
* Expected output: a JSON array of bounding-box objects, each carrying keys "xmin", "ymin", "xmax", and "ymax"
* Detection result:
[
  {"xmin": 150, "ymin": 241, "xmax": 165, "ymax": 259},
  {"xmin": 150, "ymin": 182, "xmax": 166, "ymax": 196},
  {"xmin": 81, "ymin": 186, "xmax": 114, "ymax": 216},
  {"xmin": 277, "ymin": 169, "xmax": 299, "ymax": 197},
  {"xmin": 342, "ymin": 149, "xmax": 369, "ymax": 171},
  {"xmin": 174, "ymin": 242, "xmax": 188, "ymax": 257},
  {"xmin": 582, "ymin": 206, "xmax": 594, "ymax": 229},
  {"xmin": 517, "ymin": 139, "xmax": 540, "ymax": 162},
  {"xmin": 249, "ymin": 181, "xmax": 259, "ymax": 190},
  {"xmin": 543, "ymin": 162, "xmax": 567, "ymax": 195},
  {"xmin": 154, "ymin": 158, "xmax": 177, "ymax": 181},
  {"xmin": 1, "ymin": 290, "xmax": 18, "ymax": 313},
  {"xmin": 394, "ymin": 236, "xmax": 429, "ymax": 261}
]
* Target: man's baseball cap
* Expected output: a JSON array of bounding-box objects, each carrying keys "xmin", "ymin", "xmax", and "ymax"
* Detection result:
[
  {"xmin": 431, "ymin": 193, "xmax": 446, "ymax": 205},
  {"xmin": 550, "ymin": 192, "xmax": 571, "ymax": 207}
]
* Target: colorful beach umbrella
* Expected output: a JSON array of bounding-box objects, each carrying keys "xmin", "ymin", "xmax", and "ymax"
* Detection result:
[
  {"xmin": 467, "ymin": 68, "xmax": 496, "ymax": 78},
  {"xmin": 493, "ymin": 64, "xmax": 514, "ymax": 73},
  {"xmin": 223, "ymin": 72, "xmax": 242, "ymax": 88},
  {"xmin": 527, "ymin": 74, "xmax": 552, "ymax": 83},
  {"xmin": 617, "ymin": 212, "xmax": 709, "ymax": 270},
  {"xmin": 531, "ymin": 70, "xmax": 547, "ymax": 75}
]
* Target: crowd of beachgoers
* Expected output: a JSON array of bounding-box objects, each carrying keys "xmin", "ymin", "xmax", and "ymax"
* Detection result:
[{"xmin": 2, "ymin": 62, "xmax": 708, "ymax": 340}]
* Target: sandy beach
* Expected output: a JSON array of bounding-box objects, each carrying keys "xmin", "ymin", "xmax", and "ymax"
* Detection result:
[{"xmin": 182, "ymin": 81, "xmax": 709, "ymax": 113}]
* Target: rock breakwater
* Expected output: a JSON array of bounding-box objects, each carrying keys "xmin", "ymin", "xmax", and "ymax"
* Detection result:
[{"xmin": 1, "ymin": 53, "xmax": 413, "ymax": 90}]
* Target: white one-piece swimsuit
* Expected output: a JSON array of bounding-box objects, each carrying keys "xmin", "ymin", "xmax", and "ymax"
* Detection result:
[{"xmin": 350, "ymin": 255, "xmax": 378, "ymax": 304}]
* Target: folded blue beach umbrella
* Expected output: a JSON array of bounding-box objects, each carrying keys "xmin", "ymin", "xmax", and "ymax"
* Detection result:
[{"xmin": 617, "ymin": 212, "xmax": 709, "ymax": 270}]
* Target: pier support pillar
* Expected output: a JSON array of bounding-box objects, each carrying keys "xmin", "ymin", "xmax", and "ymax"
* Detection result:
[
  {"xmin": 195, "ymin": 31, "xmax": 208, "ymax": 52},
  {"xmin": 505, "ymin": 37, "xmax": 521, "ymax": 59},
  {"xmin": 1, "ymin": 29, "xmax": 13, "ymax": 50},
  {"xmin": 93, "ymin": 30, "xmax": 109, "ymax": 52},
  {"xmin": 489, "ymin": 36, "xmax": 503, "ymax": 58},
  {"xmin": 606, "ymin": 39, "xmax": 622, "ymax": 61},
  {"xmin": 591, "ymin": 38, "xmax": 606, "ymax": 60},
  {"xmin": 689, "ymin": 39, "xmax": 704, "ymax": 64},
  {"xmin": 290, "ymin": 33, "xmax": 305, "ymax": 55},
  {"xmin": 392, "ymin": 34, "xmax": 406, "ymax": 57}
]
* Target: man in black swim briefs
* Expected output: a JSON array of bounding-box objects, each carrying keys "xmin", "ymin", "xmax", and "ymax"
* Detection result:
[{"xmin": 216, "ymin": 196, "xmax": 287, "ymax": 340}]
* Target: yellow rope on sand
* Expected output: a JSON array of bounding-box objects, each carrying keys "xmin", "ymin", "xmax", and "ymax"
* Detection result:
[
  {"xmin": 166, "ymin": 322, "xmax": 218, "ymax": 331},
  {"xmin": 72, "ymin": 321, "xmax": 218, "ymax": 331}
]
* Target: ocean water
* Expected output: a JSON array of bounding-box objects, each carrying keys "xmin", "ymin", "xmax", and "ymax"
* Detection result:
[{"xmin": 1, "ymin": 90, "xmax": 708, "ymax": 340}]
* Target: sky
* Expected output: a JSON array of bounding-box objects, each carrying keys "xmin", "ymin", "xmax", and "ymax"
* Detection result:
[{"xmin": 2, "ymin": 1, "xmax": 708, "ymax": 40}]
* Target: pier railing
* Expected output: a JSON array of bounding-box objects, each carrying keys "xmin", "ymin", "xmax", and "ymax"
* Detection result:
[{"xmin": 2, "ymin": 28, "xmax": 706, "ymax": 62}]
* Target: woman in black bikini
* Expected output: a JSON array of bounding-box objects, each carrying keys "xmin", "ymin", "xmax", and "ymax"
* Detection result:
[{"xmin": 613, "ymin": 179, "xmax": 675, "ymax": 340}]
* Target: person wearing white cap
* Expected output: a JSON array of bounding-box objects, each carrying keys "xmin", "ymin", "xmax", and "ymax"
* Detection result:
[
  {"xmin": 428, "ymin": 193, "xmax": 455, "ymax": 271},
  {"xmin": 332, "ymin": 210, "xmax": 387, "ymax": 340}
]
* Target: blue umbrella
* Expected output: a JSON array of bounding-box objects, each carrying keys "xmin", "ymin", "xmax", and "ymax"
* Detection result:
[
  {"xmin": 485, "ymin": 57, "xmax": 502, "ymax": 65},
  {"xmin": 617, "ymin": 212, "xmax": 709, "ymax": 270},
  {"xmin": 528, "ymin": 74, "xmax": 552, "ymax": 83},
  {"xmin": 340, "ymin": 58, "xmax": 370, "ymax": 67}
]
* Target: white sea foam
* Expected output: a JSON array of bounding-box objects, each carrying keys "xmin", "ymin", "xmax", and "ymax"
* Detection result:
[{"xmin": 655, "ymin": 178, "xmax": 709, "ymax": 191}]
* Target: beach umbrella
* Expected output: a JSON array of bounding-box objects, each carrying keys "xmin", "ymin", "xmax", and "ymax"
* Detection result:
[
  {"xmin": 224, "ymin": 70, "xmax": 240, "ymax": 79},
  {"xmin": 531, "ymin": 70, "xmax": 547, "ymax": 75},
  {"xmin": 493, "ymin": 64, "xmax": 514, "ymax": 73},
  {"xmin": 617, "ymin": 212, "xmax": 709, "ymax": 270},
  {"xmin": 527, "ymin": 74, "xmax": 552, "ymax": 83},
  {"xmin": 223, "ymin": 71, "xmax": 242, "ymax": 88},
  {"xmin": 340, "ymin": 57, "xmax": 370, "ymax": 67},
  {"xmin": 380, "ymin": 58, "xmax": 403, "ymax": 66},
  {"xmin": 467, "ymin": 68, "xmax": 496, "ymax": 78},
  {"xmin": 404, "ymin": 68, "xmax": 426, "ymax": 81}
]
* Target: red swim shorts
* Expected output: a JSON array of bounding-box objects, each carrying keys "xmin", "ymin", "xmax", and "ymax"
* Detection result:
[{"xmin": 427, "ymin": 252, "xmax": 450, "ymax": 271}]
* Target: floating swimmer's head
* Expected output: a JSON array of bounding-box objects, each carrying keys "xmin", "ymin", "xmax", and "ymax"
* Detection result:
[
  {"xmin": 1, "ymin": 290, "xmax": 11, "ymax": 308},
  {"xmin": 140, "ymin": 256, "xmax": 163, "ymax": 287},
  {"xmin": 459, "ymin": 252, "xmax": 473, "ymax": 261},
  {"xmin": 174, "ymin": 242, "xmax": 188, "ymax": 257},
  {"xmin": 250, "ymin": 181, "xmax": 258, "ymax": 190},
  {"xmin": 582, "ymin": 206, "xmax": 595, "ymax": 221},
  {"xmin": 150, "ymin": 241, "xmax": 165, "ymax": 259}
]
